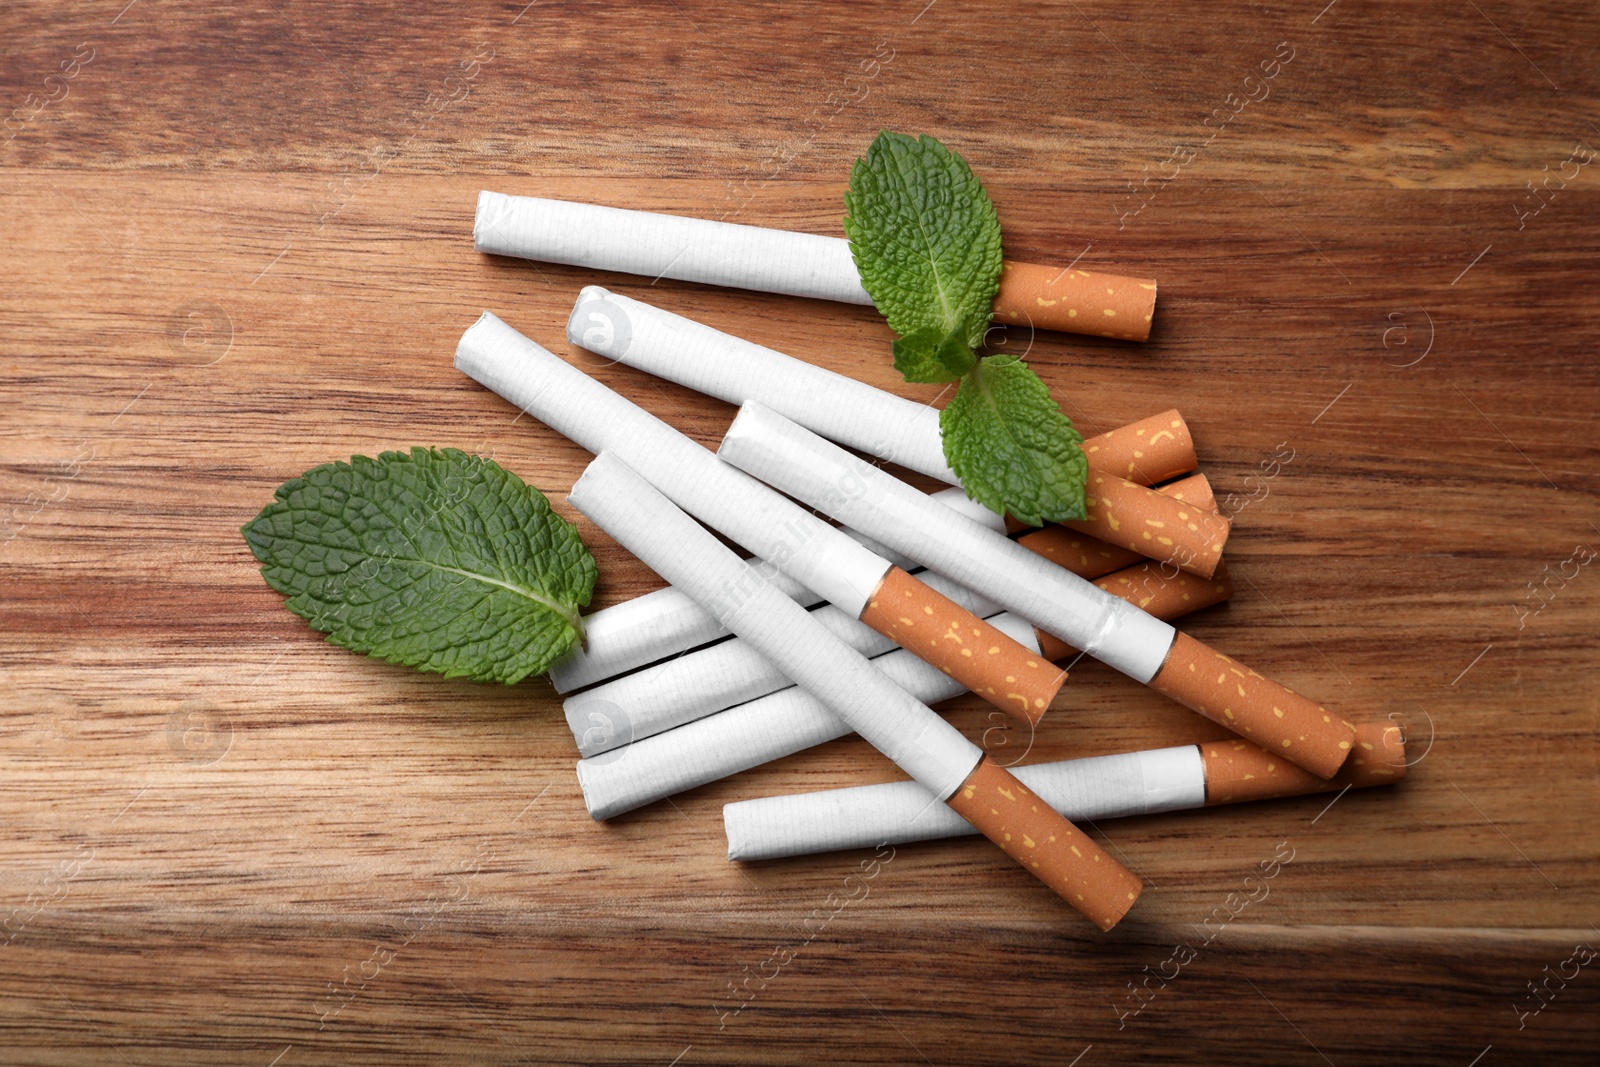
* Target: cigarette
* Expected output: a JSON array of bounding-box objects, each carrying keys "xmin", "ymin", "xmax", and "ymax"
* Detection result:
[
  {"xmin": 569, "ymin": 450, "xmax": 1143, "ymax": 928},
  {"xmin": 477, "ymin": 192, "xmax": 1155, "ymax": 341},
  {"xmin": 566, "ymin": 600, "xmax": 898, "ymax": 758},
  {"xmin": 456, "ymin": 311, "xmax": 1064, "ymax": 721},
  {"xmin": 550, "ymin": 575, "xmax": 807, "ymax": 694},
  {"xmin": 723, "ymin": 721, "xmax": 1405, "ymax": 862},
  {"xmin": 567, "ymin": 288, "xmax": 1224, "ymax": 575},
  {"xmin": 718, "ymin": 401, "xmax": 1357, "ymax": 779},
  {"xmin": 576, "ymin": 556, "xmax": 1231, "ymax": 820}
]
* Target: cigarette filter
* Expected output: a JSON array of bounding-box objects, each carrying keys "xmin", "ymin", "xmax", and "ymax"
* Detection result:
[
  {"xmin": 994, "ymin": 261, "xmax": 1157, "ymax": 341},
  {"xmin": 567, "ymin": 288, "xmax": 1222, "ymax": 574},
  {"xmin": 1013, "ymin": 472, "xmax": 1216, "ymax": 584},
  {"xmin": 570, "ymin": 451, "xmax": 1142, "ymax": 928},
  {"xmin": 1199, "ymin": 720, "xmax": 1407, "ymax": 804},
  {"xmin": 719, "ymin": 402, "xmax": 1356, "ymax": 778},
  {"xmin": 575, "ymin": 556, "xmax": 1232, "ymax": 820},
  {"xmin": 480, "ymin": 193, "xmax": 1155, "ymax": 340},
  {"xmin": 723, "ymin": 721, "xmax": 1405, "ymax": 861},
  {"xmin": 457, "ymin": 312, "xmax": 1064, "ymax": 719}
]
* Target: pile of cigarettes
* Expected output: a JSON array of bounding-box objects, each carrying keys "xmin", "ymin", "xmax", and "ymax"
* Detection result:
[{"xmin": 456, "ymin": 191, "xmax": 1406, "ymax": 931}]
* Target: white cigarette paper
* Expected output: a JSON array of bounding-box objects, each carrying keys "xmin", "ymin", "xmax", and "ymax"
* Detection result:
[
  {"xmin": 550, "ymin": 569, "xmax": 816, "ymax": 694},
  {"xmin": 455, "ymin": 311, "xmax": 889, "ymax": 619},
  {"xmin": 575, "ymin": 609, "xmax": 1044, "ymax": 821},
  {"xmin": 724, "ymin": 746, "xmax": 1207, "ymax": 861},
  {"xmin": 719, "ymin": 402, "xmax": 1177, "ymax": 682},
  {"xmin": 568, "ymin": 452, "xmax": 982, "ymax": 804},
  {"xmin": 551, "ymin": 489, "xmax": 1000, "ymax": 695},
  {"xmin": 568, "ymin": 285, "xmax": 955, "ymax": 482},
  {"xmin": 562, "ymin": 567, "xmax": 1006, "ymax": 755},
  {"xmin": 477, "ymin": 193, "xmax": 874, "ymax": 305},
  {"xmin": 565, "ymin": 602, "xmax": 896, "ymax": 757}
]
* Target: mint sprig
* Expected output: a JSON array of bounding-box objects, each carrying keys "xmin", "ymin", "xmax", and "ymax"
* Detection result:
[
  {"xmin": 940, "ymin": 356, "xmax": 1086, "ymax": 525},
  {"xmin": 845, "ymin": 130, "xmax": 1087, "ymax": 526},
  {"xmin": 242, "ymin": 447, "xmax": 596, "ymax": 684}
]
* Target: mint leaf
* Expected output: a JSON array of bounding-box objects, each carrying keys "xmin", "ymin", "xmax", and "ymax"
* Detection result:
[
  {"xmin": 940, "ymin": 357, "xmax": 1088, "ymax": 527},
  {"xmin": 241, "ymin": 447, "xmax": 595, "ymax": 684},
  {"xmin": 844, "ymin": 131, "xmax": 1003, "ymax": 350},
  {"xmin": 892, "ymin": 325, "xmax": 976, "ymax": 384}
]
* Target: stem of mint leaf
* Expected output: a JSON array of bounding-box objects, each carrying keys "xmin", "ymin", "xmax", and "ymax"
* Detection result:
[
  {"xmin": 241, "ymin": 447, "xmax": 597, "ymax": 685},
  {"xmin": 845, "ymin": 130, "xmax": 1089, "ymax": 525}
]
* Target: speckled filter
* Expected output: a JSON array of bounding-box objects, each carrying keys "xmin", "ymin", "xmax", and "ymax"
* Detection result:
[
  {"xmin": 993, "ymin": 261, "xmax": 1157, "ymax": 341},
  {"xmin": 1201, "ymin": 719, "xmax": 1406, "ymax": 804},
  {"xmin": 1151, "ymin": 632, "xmax": 1357, "ymax": 780},
  {"xmin": 945, "ymin": 758, "xmax": 1143, "ymax": 930},
  {"xmin": 859, "ymin": 567, "xmax": 1064, "ymax": 726}
]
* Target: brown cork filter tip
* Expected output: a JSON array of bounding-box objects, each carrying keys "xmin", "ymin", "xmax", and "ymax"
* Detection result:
[
  {"xmin": 946, "ymin": 756, "xmax": 1143, "ymax": 930},
  {"xmin": 1157, "ymin": 472, "xmax": 1215, "ymax": 510},
  {"xmin": 1081, "ymin": 410, "xmax": 1197, "ymax": 486},
  {"xmin": 993, "ymin": 261, "xmax": 1157, "ymax": 342},
  {"xmin": 1201, "ymin": 720, "xmax": 1407, "ymax": 806},
  {"xmin": 1069, "ymin": 473, "xmax": 1230, "ymax": 579},
  {"xmin": 1150, "ymin": 632, "xmax": 1358, "ymax": 780},
  {"xmin": 1035, "ymin": 561, "xmax": 1235, "ymax": 661},
  {"xmin": 859, "ymin": 567, "xmax": 1064, "ymax": 726},
  {"xmin": 1017, "ymin": 472, "xmax": 1217, "ymax": 580}
]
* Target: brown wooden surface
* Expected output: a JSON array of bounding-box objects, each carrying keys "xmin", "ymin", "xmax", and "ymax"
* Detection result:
[{"xmin": 4, "ymin": 1, "xmax": 1599, "ymax": 1063}]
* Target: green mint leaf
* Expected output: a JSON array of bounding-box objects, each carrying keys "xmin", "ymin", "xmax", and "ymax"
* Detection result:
[
  {"xmin": 241, "ymin": 447, "xmax": 596, "ymax": 684},
  {"xmin": 892, "ymin": 325, "xmax": 977, "ymax": 384},
  {"xmin": 844, "ymin": 131, "xmax": 1003, "ymax": 351},
  {"xmin": 940, "ymin": 357, "xmax": 1088, "ymax": 527}
]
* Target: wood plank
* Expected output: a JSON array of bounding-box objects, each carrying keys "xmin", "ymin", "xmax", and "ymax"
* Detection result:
[{"xmin": 3, "ymin": 0, "xmax": 1598, "ymax": 1062}]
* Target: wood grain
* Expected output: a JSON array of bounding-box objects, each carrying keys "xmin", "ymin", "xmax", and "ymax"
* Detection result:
[{"xmin": 3, "ymin": 0, "xmax": 1599, "ymax": 1063}]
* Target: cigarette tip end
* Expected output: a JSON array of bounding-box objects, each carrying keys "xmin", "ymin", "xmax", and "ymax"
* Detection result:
[{"xmin": 471, "ymin": 189, "xmax": 499, "ymax": 251}]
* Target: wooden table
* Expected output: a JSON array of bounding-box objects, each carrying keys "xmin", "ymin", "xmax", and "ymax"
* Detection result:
[{"xmin": 4, "ymin": 1, "xmax": 1597, "ymax": 1063}]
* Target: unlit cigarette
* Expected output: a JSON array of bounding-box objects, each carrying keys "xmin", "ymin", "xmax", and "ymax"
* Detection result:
[
  {"xmin": 550, "ymin": 574, "xmax": 811, "ymax": 694},
  {"xmin": 479, "ymin": 193, "xmax": 1155, "ymax": 341},
  {"xmin": 570, "ymin": 451, "xmax": 1142, "ymax": 928},
  {"xmin": 724, "ymin": 721, "xmax": 1405, "ymax": 861},
  {"xmin": 456, "ymin": 312, "xmax": 1063, "ymax": 720},
  {"xmin": 567, "ymin": 288, "xmax": 1224, "ymax": 575},
  {"xmin": 576, "ymin": 557, "xmax": 1231, "ymax": 820},
  {"xmin": 565, "ymin": 600, "xmax": 896, "ymax": 758},
  {"xmin": 719, "ymin": 402, "xmax": 1357, "ymax": 779},
  {"xmin": 564, "ymin": 565, "xmax": 1019, "ymax": 755}
]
